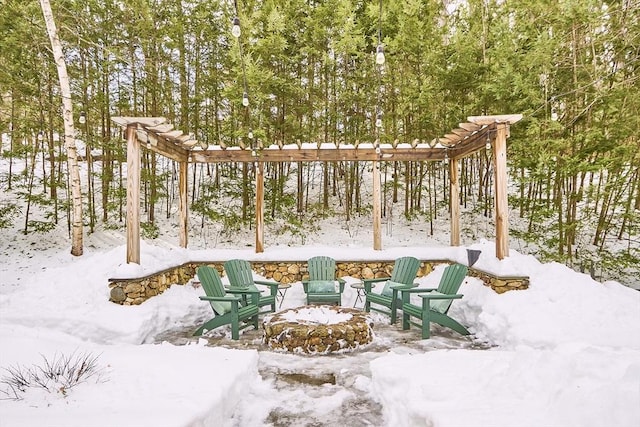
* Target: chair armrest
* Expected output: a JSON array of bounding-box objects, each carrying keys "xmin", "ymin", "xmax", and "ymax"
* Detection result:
[
  {"xmin": 363, "ymin": 277, "xmax": 389, "ymax": 293},
  {"xmin": 399, "ymin": 287, "xmax": 437, "ymax": 303},
  {"xmin": 399, "ymin": 287, "xmax": 437, "ymax": 294},
  {"xmin": 337, "ymin": 279, "xmax": 346, "ymax": 293},
  {"xmin": 419, "ymin": 293, "xmax": 463, "ymax": 312},
  {"xmin": 419, "ymin": 293, "xmax": 463, "ymax": 300},
  {"xmin": 199, "ymin": 295, "xmax": 241, "ymax": 302},
  {"xmin": 363, "ymin": 277, "xmax": 390, "ymax": 285},
  {"xmin": 226, "ymin": 288, "xmax": 262, "ymax": 295},
  {"xmin": 389, "ymin": 283, "xmax": 416, "ymax": 290},
  {"xmin": 254, "ymin": 280, "xmax": 280, "ymax": 289}
]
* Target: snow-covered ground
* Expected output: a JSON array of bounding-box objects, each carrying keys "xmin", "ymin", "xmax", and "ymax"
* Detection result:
[{"xmin": 0, "ymin": 222, "xmax": 638, "ymax": 427}]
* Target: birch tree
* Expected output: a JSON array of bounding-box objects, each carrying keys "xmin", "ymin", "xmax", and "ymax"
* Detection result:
[{"xmin": 39, "ymin": 0, "xmax": 83, "ymax": 255}]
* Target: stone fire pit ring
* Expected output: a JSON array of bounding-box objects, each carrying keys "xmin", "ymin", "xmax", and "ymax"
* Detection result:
[{"xmin": 263, "ymin": 305, "xmax": 374, "ymax": 354}]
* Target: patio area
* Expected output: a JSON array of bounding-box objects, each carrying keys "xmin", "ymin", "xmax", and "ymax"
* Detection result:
[{"xmin": 154, "ymin": 305, "xmax": 489, "ymax": 426}]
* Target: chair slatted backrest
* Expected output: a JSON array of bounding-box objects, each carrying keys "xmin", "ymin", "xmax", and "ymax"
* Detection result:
[
  {"xmin": 431, "ymin": 263, "xmax": 468, "ymax": 314},
  {"xmin": 437, "ymin": 263, "xmax": 468, "ymax": 295},
  {"xmin": 197, "ymin": 266, "xmax": 230, "ymax": 315},
  {"xmin": 224, "ymin": 259, "xmax": 256, "ymax": 290},
  {"xmin": 380, "ymin": 256, "xmax": 420, "ymax": 297},
  {"xmin": 389, "ymin": 256, "xmax": 421, "ymax": 285},
  {"xmin": 308, "ymin": 256, "xmax": 337, "ymax": 281}
]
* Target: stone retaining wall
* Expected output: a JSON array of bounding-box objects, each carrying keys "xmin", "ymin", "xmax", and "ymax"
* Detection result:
[{"xmin": 108, "ymin": 260, "xmax": 529, "ymax": 305}]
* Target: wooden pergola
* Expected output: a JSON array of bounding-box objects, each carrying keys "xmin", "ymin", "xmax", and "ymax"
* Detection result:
[{"xmin": 112, "ymin": 114, "xmax": 522, "ymax": 264}]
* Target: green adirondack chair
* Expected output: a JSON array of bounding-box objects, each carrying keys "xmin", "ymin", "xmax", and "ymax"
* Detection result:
[
  {"xmin": 399, "ymin": 263, "xmax": 470, "ymax": 339},
  {"xmin": 363, "ymin": 256, "xmax": 420, "ymax": 324},
  {"xmin": 223, "ymin": 259, "xmax": 280, "ymax": 314},
  {"xmin": 302, "ymin": 256, "xmax": 346, "ymax": 305},
  {"xmin": 193, "ymin": 266, "xmax": 260, "ymax": 339}
]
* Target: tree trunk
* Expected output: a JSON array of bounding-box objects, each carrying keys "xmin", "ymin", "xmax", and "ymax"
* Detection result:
[{"xmin": 40, "ymin": 0, "xmax": 83, "ymax": 256}]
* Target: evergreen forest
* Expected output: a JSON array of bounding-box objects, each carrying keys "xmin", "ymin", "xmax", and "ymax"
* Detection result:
[{"xmin": 0, "ymin": 0, "xmax": 638, "ymax": 286}]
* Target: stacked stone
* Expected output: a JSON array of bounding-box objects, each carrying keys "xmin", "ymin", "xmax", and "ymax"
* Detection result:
[
  {"xmin": 108, "ymin": 260, "xmax": 531, "ymax": 305},
  {"xmin": 109, "ymin": 264, "xmax": 198, "ymax": 305},
  {"xmin": 468, "ymin": 270, "xmax": 530, "ymax": 294},
  {"xmin": 263, "ymin": 306, "xmax": 374, "ymax": 354}
]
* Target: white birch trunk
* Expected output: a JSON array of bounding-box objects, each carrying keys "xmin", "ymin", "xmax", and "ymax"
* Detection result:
[{"xmin": 40, "ymin": 0, "xmax": 83, "ymax": 256}]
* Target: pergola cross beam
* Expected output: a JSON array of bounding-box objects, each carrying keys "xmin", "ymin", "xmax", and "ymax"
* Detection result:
[{"xmin": 112, "ymin": 114, "xmax": 522, "ymax": 264}]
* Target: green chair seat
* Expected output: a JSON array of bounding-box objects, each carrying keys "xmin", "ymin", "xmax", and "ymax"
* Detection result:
[
  {"xmin": 308, "ymin": 280, "xmax": 337, "ymax": 293},
  {"xmin": 302, "ymin": 256, "xmax": 345, "ymax": 306}
]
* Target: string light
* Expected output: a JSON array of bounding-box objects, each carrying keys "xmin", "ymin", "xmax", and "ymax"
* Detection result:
[
  {"xmin": 375, "ymin": 44, "xmax": 385, "ymax": 65},
  {"xmin": 231, "ymin": 16, "xmax": 241, "ymax": 38},
  {"xmin": 79, "ymin": 111, "xmax": 86, "ymax": 124},
  {"xmin": 375, "ymin": 0, "xmax": 384, "ymax": 146},
  {"xmin": 375, "ymin": 0, "xmax": 385, "ymax": 66},
  {"xmin": 234, "ymin": 0, "xmax": 254, "ymax": 153}
]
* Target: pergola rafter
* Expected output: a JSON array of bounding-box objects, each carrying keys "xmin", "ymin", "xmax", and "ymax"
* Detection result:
[{"xmin": 113, "ymin": 114, "xmax": 522, "ymax": 264}]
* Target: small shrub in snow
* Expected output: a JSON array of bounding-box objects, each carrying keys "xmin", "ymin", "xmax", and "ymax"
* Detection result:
[{"xmin": 0, "ymin": 352, "xmax": 106, "ymax": 400}]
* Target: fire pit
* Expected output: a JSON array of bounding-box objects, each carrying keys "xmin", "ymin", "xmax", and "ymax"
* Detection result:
[{"xmin": 263, "ymin": 305, "xmax": 374, "ymax": 354}]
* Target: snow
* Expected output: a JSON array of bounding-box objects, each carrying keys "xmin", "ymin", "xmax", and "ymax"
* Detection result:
[
  {"xmin": 1, "ymin": 232, "xmax": 639, "ymax": 426},
  {"xmin": 274, "ymin": 306, "xmax": 353, "ymax": 325}
]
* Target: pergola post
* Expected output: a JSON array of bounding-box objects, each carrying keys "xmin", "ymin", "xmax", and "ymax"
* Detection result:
[
  {"xmin": 494, "ymin": 123, "xmax": 509, "ymax": 259},
  {"xmin": 255, "ymin": 161, "xmax": 265, "ymax": 253},
  {"xmin": 372, "ymin": 160, "xmax": 382, "ymax": 250},
  {"xmin": 449, "ymin": 156, "xmax": 460, "ymax": 246},
  {"xmin": 178, "ymin": 160, "xmax": 188, "ymax": 248},
  {"xmin": 125, "ymin": 124, "xmax": 140, "ymax": 264},
  {"xmin": 468, "ymin": 114, "xmax": 522, "ymax": 259}
]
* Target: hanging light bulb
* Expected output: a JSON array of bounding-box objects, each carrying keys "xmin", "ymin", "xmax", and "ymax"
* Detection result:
[
  {"xmin": 79, "ymin": 111, "xmax": 86, "ymax": 125},
  {"xmin": 485, "ymin": 134, "xmax": 491, "ymax": 150},
  {"xmin": 242, "ymin": 92, "xmax": 249, "ymax": 107},
  {"xmin": 375, "ymin": 112, "xmax": 383, "ymax": 128},
  {"xmin": 375, "ymin": 44, "xmax": 385, "ymax": 65},
  {"xmin": 248, "ymin": 129, "xmax": 254, "ymax": 139},
  {"xmin": 231, "ymin": 16, "xmax": 241, "ymax": 38}
]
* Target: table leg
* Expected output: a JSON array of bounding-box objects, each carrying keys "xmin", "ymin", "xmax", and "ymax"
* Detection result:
[
  {"xmin": 277, "ymin": 288, "xmax": 288, "ymax": 309},
  {"xmin": 353, "ymin": 289, "xmax": 365, "ymax": 308}
]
